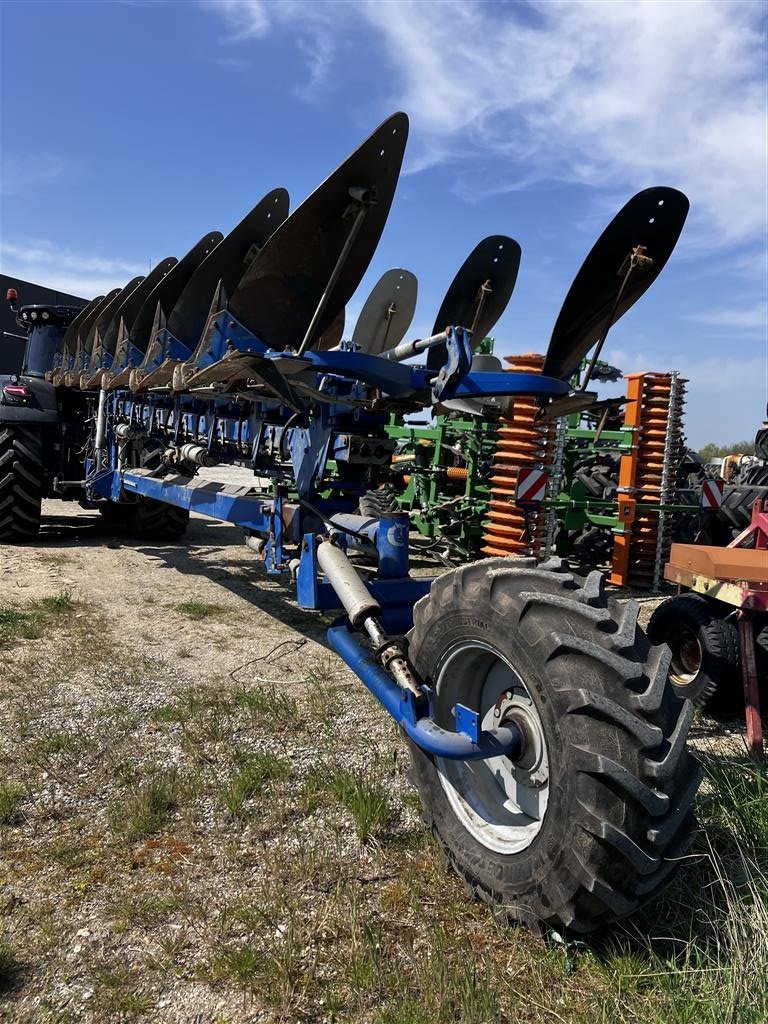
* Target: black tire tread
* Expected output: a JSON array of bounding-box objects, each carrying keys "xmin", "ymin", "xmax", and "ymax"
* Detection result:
[
  {"xmin": 407, "ymin": 556, "xmax": 700, "ymax": 934},
  {"xmin": 646, "ymin": 593, "xmax": 741, "ymax": 710},
  {"xmin": 0, "ymin": 425, "xmax": 44, "ymax": 542},
  {"xmin": 358, "ymin": 485, "xmax": 400, "ymax": 518}
]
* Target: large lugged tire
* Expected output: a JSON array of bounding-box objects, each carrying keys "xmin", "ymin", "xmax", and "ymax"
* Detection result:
[
  {"xmin": 717, "ymin": 484, "xmax": 768, "ymax": 536},
  {"xmin": 99, "ymin": 497, "xmax": 189, "ymax": 540},
  {"xmin": 358, "ymin": 485, "xmax": 399, "ymax": 518},
  {"xmin": 647, "ymin": 594, "xmax": 741, "ymax": 712},
  {"xmin": 407, "ymin": 556, "xmax": 701, "ymax": 934},
  {"xmin": 0, "ymin": 425, "xmax": 44, "ymax": 542}
]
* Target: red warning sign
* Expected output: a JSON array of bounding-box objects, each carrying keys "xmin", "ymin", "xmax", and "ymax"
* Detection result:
[
  {"xmin": 516, "ymin": 467, "xmax": 549, "ymax": 504},
  {"xmin": 700, "ymin": 478, "xmax": 725, "ymax": 509}
]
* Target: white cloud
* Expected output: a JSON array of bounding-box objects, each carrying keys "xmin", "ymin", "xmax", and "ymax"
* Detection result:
[
  {"xmin": 688, "ymin": 303, "xmax": 768, "ymax": 332},
  {"xmin": 606, "ymin": 347, "xmax": 768, "ymax": 446},
  {"xmin": 202, "ymin": 0, "xmax": 767, "ymax": 249},
  {"xmin": 1, "ymin": 153, "xmax": 69, "ymax": 196},
  {"xmin": 0, "ymin": 239, "xmax": 144, "ymax": 299}
]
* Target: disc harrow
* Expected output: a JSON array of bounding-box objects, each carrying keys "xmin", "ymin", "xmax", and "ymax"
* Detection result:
[
  {"xmin": 481, "ymin": 353, "xmax": 553, "ymax": 557},
  {"xmin": 610, "ymin": 371, "xmax": 689, "ymax": 588}
]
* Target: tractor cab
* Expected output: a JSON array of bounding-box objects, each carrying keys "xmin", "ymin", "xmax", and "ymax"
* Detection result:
[{"xmin": 6, "ymin": 288, "xmax": 84, "ymax": 378}]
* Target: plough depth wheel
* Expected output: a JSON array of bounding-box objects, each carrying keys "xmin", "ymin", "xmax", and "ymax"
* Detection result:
[{"xmin": 407, "ymin": 557, "xmax": 700, "ymax": 933}]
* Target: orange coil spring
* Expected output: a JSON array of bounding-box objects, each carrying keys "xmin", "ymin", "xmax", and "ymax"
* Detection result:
[
  {"xmin": 626, "ymin": 373, "xmax": 687, "ymax": 586},
  {"xmin": 481, "ymin": 353, "xmax": 552, "ymax": 558},
  {"xmin": 445, "ymin": 466, "xmax": 468, "ymax": 481}
]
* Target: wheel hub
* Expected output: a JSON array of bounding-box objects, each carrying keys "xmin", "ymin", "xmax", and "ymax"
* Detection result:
[{"xmin": 435, "ymin": 641, "xmax": 550, "ymax": 855}]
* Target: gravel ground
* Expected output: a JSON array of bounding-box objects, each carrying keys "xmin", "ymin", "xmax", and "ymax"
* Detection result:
[{"xmin": 0, "ymin": 493, "xmax": 754, "ymax": 1023}]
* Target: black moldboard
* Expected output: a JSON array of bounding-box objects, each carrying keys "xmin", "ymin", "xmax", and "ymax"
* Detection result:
[
  {"xmin": 103, "ymin": 258, "xmax": 178, "ymax": 355},
  {"xmin": 59, "ymin": 294, "xmax": 105, "ymax": 357},
  {"xmin": 352, "ymin": 268, "xmax": 417, "ymax": 355},
  {"xmin": 84, "ymin": 278, "xmax": 144, "ymax": 356},
  {"xmin": 229, "ymin": 112, "xmax": 409, "ymax": 350},
  {"xmin": 542, "ymin": 187, "xmax": 689, "ymax": 381},
  {"xmin": 427, "ymin": 235, "xmax": 521, "ymax": 370},
  {"xmin": 168, "ymin": 191, "xmax": 289, "ymax": 350},
  {"xmin": 130, "ymin": 232, "xmax": 223, "ymax": 356},
  {"xmin": 314, "ymin": 307, "xmax": 345, "ymax": 350}
]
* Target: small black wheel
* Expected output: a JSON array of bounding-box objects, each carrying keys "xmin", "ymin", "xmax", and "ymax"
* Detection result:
[
  {"xmin": 0, "ymin": 425, "xmax": 44, "ymax": 542},
  {"xmin": 99, "ymin": 497, "xmax": 189, "ymax": 540},
  {"xmin": 647, "ymin": 594, "xmax": 741, "ymax": 712},
  {"xmin": 407, "ymin": 556, "xmax": 700, "ymax": 934}
]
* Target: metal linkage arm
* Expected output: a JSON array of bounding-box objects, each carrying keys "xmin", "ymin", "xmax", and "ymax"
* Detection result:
[{"xmin": 317, "ymin": 535, "xmax": 523, "ymax": 761}]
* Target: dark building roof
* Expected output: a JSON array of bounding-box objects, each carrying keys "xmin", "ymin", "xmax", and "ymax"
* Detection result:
[{"xmin": 0, "ymin": 274, "xmax": 88, "ymax": 374}]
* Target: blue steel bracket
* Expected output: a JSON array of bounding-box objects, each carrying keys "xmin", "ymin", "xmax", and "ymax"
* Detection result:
[
  {"xmin": 204, "ymin": 312, "xmax": 569, "ymax": 404},
  {"xmin": 455, "ymin": 704, "xmax": 480, "ymax": 744},
  {"xmin": 297, "ymin": 533, "xmax": 429, "ymax": 629},
  {"xmin": 327, "ymin": 621, "xmax": 522, "ymax": 761},
  {"xmin": 431, "ymin": 327, "xmax": 473, "ymax": 402}
]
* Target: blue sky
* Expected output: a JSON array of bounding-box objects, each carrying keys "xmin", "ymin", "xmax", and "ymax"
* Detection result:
[{"xmin": 1, "ymin": 0, "xmax": 766, "ymax": 447}]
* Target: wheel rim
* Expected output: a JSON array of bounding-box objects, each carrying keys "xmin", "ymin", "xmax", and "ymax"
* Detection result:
[
  {"xmin": 667, "ymin": 624, "xmax": 702, "ymax": 685},
  {"xmin": 434, "ymin": 641, "xmax": 549, "ymax": 855}
]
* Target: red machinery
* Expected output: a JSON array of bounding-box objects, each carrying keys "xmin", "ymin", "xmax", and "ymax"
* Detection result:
[{"xmin": 659, "ymin": 498, "xmax": 768, "ymax": 758}]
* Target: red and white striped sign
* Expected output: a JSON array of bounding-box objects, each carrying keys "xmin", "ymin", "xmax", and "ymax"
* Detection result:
[
  {"xmin": 516, "ymin": 467, "xmax": 549, "ymax": 504},
  {"xmin": 701, "ymin": 478, "xmax": 725, "ymax": 509}
]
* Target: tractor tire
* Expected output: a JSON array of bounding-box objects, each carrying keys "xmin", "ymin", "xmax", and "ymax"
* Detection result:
[
  {"xmin": 358, "ymin": 485, "xmax": 400, "ymax": 518},
  {"xmin": 99, "ymin": 497, "xmax": 189, "ymax": 540},
  {"xmin": 742, "ymin": 464, "xmax": 768, "ymax": 486},
  {"xmin": 717, "ymin": 484, "xmax": 768, "ymax": 536},
  {"xmin": 0, "ymin": 425, "xmax": 44, "ymax": 542},
  {"xmin": 407, "ymin": 556, "xmax": 700, "ymax": 934},
  {"xmin": 647, "ymin": 594, "xmax": 741, "ymax": 713},
  {"xmin": 754, "ymin": 427, "xmax": 768, "ymax": 462}
]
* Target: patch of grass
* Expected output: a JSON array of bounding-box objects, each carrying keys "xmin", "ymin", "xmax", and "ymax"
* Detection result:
[
  {"xmin": 32, "ymin": 728, "xmax": 92, "ymax": 767},
  {"xmin": 174, "ymin": 600, "xmax": 226, "ymax": 620},
  {"xmin": 0, "ymin": 590, "xmax": 78, "ymax": 645},
  {"xmin": 327, "ymin": 767, "xmax": 390, "ymax": 842},
  {"xmin": 91, "ymin": 967, "xmax": 154, "ymax": 1017},
  {"xmin": 603, "ymin": 754, "xmax": 768, "ymax": 1023},
  {"xmin": 37, "ymin": 592, "xmax": 76, "ymax": 614},
  {"xmin": 109, "ymin": 768, "xmax": 183, "ymax": 841},
  {"xmin": 219, "ymin": 752, "xmax": 290, "ymax": 816},
  {"xmin": 0, "ymin": 783, "xmax": 25, "ymax": 825},
  {"xmin": 234, "ymin": 684, "xmax": 299, "ymax": 729},
  {"xmin": 210, "ymin": 911, "xmax": 306, "ymax": 1009},
  {"xmin": 37, "ymin": 552, "xmax": 71, "ymax": 566}
]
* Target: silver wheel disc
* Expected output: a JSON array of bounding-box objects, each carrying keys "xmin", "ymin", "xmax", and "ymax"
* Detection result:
[{"xmin": 435, "ymin": 641, "xmax": 549, "ymax": 855}]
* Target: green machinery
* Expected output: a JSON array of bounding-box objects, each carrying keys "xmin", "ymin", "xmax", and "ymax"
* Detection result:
[
  {"xmin": 385, "ymin": 338, "xmax": 500, "ymax": 559},
  {"xmin": 386, "ymin": 354, "xmax": 704, "ymax": 587}
]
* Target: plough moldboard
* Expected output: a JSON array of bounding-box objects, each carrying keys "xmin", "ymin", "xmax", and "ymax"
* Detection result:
[{"xmin": 2, "ymin": 112, "xmax": 702, "ymax": 934}]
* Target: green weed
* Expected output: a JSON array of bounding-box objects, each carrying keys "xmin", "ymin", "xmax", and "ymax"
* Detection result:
[
  {"xmin": 174, "ymin": 601, "xmax": 226, "ymax": 620},
  {"xmin": 109, "ymin": 768, "xmax": 183, "ymax": 840},
  {"xmin": 0, "ymin": 783, "xmax": 25, "ymax": 825},
  {"xmin": 327, "ymin": 767, "xmax": 390, "ymax": 842},
  {"xmin": 220, "ymin": 752, "xmax": 290, "ymax": 816}
]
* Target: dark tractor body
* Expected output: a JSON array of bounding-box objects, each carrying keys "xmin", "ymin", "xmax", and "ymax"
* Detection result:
[{"xmin": 1, "ymin": 293, "xmax": 91, "ymax": 539}]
